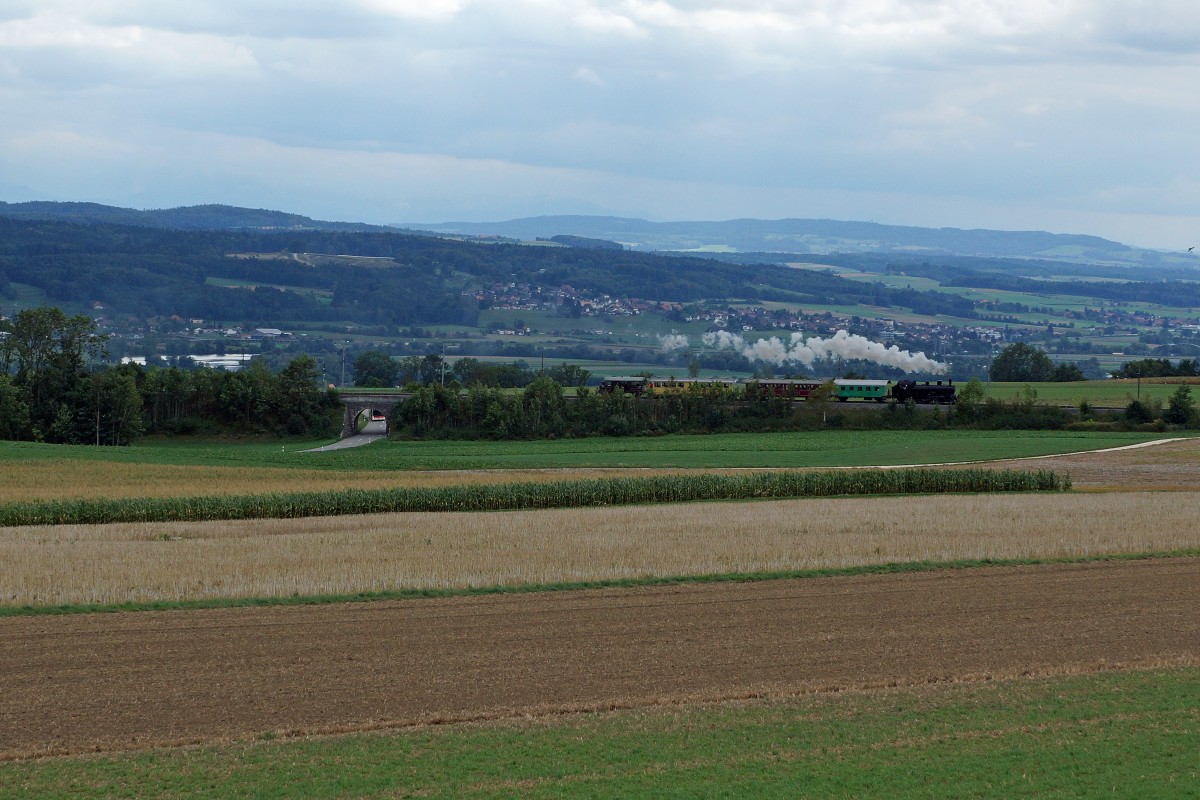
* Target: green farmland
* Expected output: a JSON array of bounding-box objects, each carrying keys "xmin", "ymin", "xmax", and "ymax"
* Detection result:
[
  {"xmin": 987, "ymin": 379, "xmax": 1200, "ymax": 407},
  {"xmin": 0, "ymin": 430, "xmax": 1176, "ymax": 473}
]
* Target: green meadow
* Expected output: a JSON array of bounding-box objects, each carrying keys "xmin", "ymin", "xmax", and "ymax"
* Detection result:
[
  {"xmin": 987, "ymin": 380, "xmax": 1197, "ymax": 406},
  {"xmin": 0, "ymin": 430, "xmax": 1174, "ymax": 472}
]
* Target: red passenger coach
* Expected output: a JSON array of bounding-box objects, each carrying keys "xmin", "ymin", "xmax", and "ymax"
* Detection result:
[{"xmin": 744, "ymin": 379, "xmax": 826, "ymax": 400}]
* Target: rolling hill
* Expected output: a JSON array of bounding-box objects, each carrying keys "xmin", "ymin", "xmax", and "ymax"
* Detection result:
[{"xmin": 404, "ymin": 215, "xmax": 1192, "ymax": 269}]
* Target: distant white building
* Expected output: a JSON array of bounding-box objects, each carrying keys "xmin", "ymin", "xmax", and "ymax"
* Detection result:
[
  {"xmin": 122, "ymin": 354, "xmax": 255, "ymax": 372},
  {"xmin": 190, "ymin": 354, "xmax": 255, "ymax": 371}
]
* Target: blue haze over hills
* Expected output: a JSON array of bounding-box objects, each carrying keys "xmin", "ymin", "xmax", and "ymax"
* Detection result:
[{"xmin": 1, "ymin": 200, "xmax": 1192, "ymax": 270}]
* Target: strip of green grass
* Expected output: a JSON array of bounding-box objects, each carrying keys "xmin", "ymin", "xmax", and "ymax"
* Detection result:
[
  {"xmin": 3, "ymin": 550, "xmax": 1193, "ymax": 619},
  {"xmin": 3, "ymin": 666, "xmax": 1195, "ymax": 798},
  {"xmin": 0, "ymin": 430, "xmax": 1177, "ymax": 471}
]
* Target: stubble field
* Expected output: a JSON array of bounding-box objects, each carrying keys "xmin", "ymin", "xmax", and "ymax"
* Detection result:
[{"xmin": 2, "ymin": 490, "xmax": 1197, "ymax": 607}]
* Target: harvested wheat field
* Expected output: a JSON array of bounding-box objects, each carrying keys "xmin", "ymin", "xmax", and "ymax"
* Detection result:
[
  {"xmin": 3, "ymin": 491, "xmax": 1198, "ymax": 606},
  {"xmin": 1, "ymin": 558, "xmax": 1196, "ymax": 759},
  {"xmin": 976, "ymin": 436, "xmax": 1200, "ymax": 491}
]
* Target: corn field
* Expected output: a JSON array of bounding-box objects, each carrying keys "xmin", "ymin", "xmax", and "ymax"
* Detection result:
[{"xmin": 0, "ymin": 468, "xmax": 1070, "ymax": 527}]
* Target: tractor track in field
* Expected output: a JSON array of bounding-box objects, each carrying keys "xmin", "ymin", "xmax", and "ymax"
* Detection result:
[{"xmin": 1, "ymin": 558, "xmax": 1196, "ymax": 760}]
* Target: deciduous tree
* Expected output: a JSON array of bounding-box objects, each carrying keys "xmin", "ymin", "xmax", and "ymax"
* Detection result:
[
  {"xmin": 353, "ymin": 350, "xmax": 399, "ymax": 387},
  {"xmin": 1164, "ymin": 385, "xmax": 1196, "ymax": 425},
  {"xmin": 989, "ymin": 343, "xmax": 1054, "ymax": 382}
]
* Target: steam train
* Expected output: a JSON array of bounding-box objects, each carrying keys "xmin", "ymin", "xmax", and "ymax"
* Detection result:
[{"xmin": 597, "ymin": 376, "xmax": 956, "ymax": 404}]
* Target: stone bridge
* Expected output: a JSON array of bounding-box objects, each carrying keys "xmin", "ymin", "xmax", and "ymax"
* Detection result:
[{"xmin": 337, "ymin": 392, "xmax": 407, "ymax": 439}]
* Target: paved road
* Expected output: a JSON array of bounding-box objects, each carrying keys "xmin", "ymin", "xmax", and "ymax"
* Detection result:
[{"xmin": 300, "ymin": 419, "xmax": 388, "ymax": 452}]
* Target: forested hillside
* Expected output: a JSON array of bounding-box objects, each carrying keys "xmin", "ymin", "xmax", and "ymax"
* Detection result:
[
  {"xmin": 407, "ymin": 214, "xmax": 1160, "ymax": 263},
  {"xmin": 0, "ymin": 201, "xmax": 394, "ymax": 232},
  {"xmin": 4, "ymin": 212, "xmax": 1197, "ymax": 336},
  {"xmin": 0, "ymin": 218, "xmax": 976, "ymax": 325}
]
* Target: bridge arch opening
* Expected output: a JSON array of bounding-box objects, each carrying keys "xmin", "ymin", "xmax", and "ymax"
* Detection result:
[
  {"xmin": 352, "ymin": 407, "xmax": 390, "ymax": 435},
  {"xmin": 338, "ymin": 394, "xmax": 399, "ymax": 439}
]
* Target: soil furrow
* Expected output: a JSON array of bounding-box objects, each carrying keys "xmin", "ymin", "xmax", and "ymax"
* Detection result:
[{"xmin": 0, "ymin": 558, "xmax": 1196, "ymax": 759}]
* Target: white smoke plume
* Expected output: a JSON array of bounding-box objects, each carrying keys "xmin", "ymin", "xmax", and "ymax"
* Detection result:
[
  {"xmin": 658, "ymin": 333, "xmax": 691, "ymax": 352},
  {"xmin": 702, "ymin": 329, "xmax": 946, "ymax": 374}
]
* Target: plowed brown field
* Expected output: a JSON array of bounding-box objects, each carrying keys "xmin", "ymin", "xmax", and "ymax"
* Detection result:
[{"xmin": 2, "ymin": 558, "xmax": 1196, "ymax": 759}]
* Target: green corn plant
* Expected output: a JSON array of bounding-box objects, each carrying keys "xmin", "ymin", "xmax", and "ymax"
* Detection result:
[{"xmin": 0, "ymin": 469, "xmax": 1070, "ymax": 527}]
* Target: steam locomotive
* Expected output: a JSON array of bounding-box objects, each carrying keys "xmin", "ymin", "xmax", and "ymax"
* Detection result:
[{"xmin": 597, "ymin": 376, "xmax": 956, "ymax": 404}]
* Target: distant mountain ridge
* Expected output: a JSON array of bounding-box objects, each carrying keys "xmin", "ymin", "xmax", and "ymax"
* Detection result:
[
  {"xmin": 403, "ymin": 215, "xmax": 1152, "ymax": 265},
  {"xmin": 0, "ymin": 201, "xmax": 397, "ymax": 233},
  {"xmin": 0, "ymin": 201, "xmax": 1183, "ymax": 268},
  {"xmin": 3, "ymin": 208, "xmax": 1199, "ymax": 335}
]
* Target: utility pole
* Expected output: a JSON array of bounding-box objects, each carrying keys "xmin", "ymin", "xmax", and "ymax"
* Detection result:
[
  {"xmin": 985, "ymin": 347, "xmax": 994, "ymax": 398},
  {"xmin": 94, "ymin": 372, "xmax": 100, "ymax": 446}
]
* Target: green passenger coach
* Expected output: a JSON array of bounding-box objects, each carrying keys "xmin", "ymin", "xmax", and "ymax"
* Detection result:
[{"xmin": 832, "ymin": 379, "xmax": 892, "ymax": 402}]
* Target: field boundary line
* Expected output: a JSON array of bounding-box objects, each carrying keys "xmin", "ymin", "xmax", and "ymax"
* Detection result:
[
  {"xmin": 2, "ymin": 549, "xmax": 1196, "ymax": 619},
  {"xmin": 4, "ymin": 657, "xmax": 1195, "ymax": 762},
  {"xmin": 818, "ymin": 436, "xmax": 1190, "ymax": 471},
  {"xmin": 518, "ymin": 436, "xmax": 1193, "ymax": 475}
]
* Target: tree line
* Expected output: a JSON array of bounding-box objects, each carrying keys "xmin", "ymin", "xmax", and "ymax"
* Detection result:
[
  {"xmin": 4, "ymin": 307, "xmax": 1195, "ymax": 446},
  {"xmin": 388, "ymin": 374, "xmax": 1196, "ymax": 441},
  {"xmin": 1112, "ymin": 358, "xmax": 1200, "ymax": 379},
  {"xmin": 1, "ymin": 307, "xmax": 338, "ymax": 444},
  {"xmin": 988, "ymin": 343, "xmax": 1086, "ymax": 382},
  {"xmin": 352, "ymin": 350, "xmax": 592, "ymax": 390},
  {"xmin": 391, "ymin": 378, "xmax": 792, "ymax": 439}
]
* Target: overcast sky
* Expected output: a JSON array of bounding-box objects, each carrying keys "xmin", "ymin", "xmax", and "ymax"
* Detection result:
[{"xmin": 2, "ymin": 1, "xmax": 1198, "ymax": 248}]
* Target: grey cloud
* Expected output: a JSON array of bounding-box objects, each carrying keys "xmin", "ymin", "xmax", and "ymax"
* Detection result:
[
  {"xmin": 1, "ymin": 1, "xmax": 1199, "ymax": 248},
  {"xmin": 6, "ymin": 1, "xmax": 394, "ymax": 39},
  {"xmin": 1080, "ymin": 2, "xmax": 1200, "ymax": 54}
]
